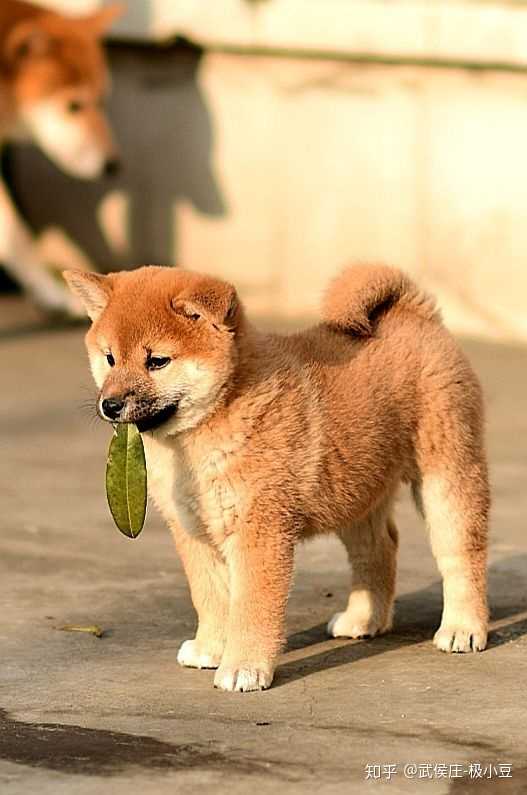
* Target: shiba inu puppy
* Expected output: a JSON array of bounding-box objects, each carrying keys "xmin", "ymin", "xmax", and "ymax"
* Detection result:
[
  {"xmin": 65, "ymin": 263, "xmax": 489, "ymax": 692},
  {"xmin": 0, "ymin": 0, "xmax": 122, "ymax": 314}
]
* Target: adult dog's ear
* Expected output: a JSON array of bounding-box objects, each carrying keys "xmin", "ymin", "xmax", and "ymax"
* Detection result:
[
  {"xmin": 4, "ymin": 21, "xmax": 50, "ymax": 67},
  {"xmin": 172, "ymin": 279, "xmax": 240, "ymax": 333},
  {"xmin": 63, "ymin": 270, "xmax": 112, "ymax": 322},
  {"xmin": 81, "ymin": 3, "xmax": 125, "ymax": 37}
]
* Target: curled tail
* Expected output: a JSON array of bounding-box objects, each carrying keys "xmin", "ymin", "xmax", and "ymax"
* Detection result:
[{"xmin": 321, "ymin": 263, "xmax": 439, "ymax": 336}]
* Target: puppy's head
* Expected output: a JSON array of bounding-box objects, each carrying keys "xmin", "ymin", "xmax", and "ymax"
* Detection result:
[
  {"xmin": 64, "ymin": 266, "xmax": 242, "ymax": 435},
  {"xmin": 6, "ymin": 5, "xmax": 123, "ymax": 179}
]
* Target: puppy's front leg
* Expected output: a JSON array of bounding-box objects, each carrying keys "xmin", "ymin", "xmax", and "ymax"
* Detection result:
[
  {"xmin": 171, "ymin": 523, "xmax": 230, "ymax": 669},
  {"xmin": 214, "ymin": 523, "xmax": 295, "ymax": 693}
]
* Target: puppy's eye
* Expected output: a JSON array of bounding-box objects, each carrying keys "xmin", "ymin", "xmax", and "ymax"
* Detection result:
[
  {"xmin": 67, "ymin": 100, "xmax": 84, "ymax": 113},
  {"xmin": 106, "ymin": 352, "xmax": 115, "ymax": 367},
  {"xmin": 147, "ymin": 355, "xmax": 170, "ymax": 371}
]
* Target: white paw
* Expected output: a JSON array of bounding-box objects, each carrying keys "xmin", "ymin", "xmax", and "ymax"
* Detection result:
[
  {"xmin": 214, "ymin": 664, "xmax": 274, "ymax": 692},
  {"xmin": 327, "ymin": 610, "xmax": 389, "ymax": 639},
  {"xmin": 177, "ymin": 639, "xmax": 222, "ymax": 669},
  {"xmin": 433, "ymin": 623, "xmax": 488, "ymax": 653}
]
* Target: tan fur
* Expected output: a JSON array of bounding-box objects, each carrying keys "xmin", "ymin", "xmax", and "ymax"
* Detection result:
[
  {"xmin": 0, "ymin": 0, "xmax": 120, "ymax": 139},
  {"xmin": 64, "ymin": 263, "xmax": 490, "ymax": 692},
  {"xmin": 0, "ymin": 0, "xmax": 121, "ymax": 313}
]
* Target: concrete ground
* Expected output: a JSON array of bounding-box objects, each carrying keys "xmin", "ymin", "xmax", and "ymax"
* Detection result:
[{"xmin": 1, "ymin": 296, "xmax": 526, "ymax": 795}]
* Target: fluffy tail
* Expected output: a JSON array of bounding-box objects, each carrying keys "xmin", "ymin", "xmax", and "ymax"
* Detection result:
[{"xmin": 321, "ymin": 263, "xmax": 439, "ymax": 336}]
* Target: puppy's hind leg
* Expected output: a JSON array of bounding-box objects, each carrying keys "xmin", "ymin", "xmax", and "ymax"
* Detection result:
[
  {"xmin": 418, "ymin": 467, "xmax": 489, "ymax": 653},
  {"xmin": 416, "ymin": 347, "xmax": 489, "ymax": 652},
  {"xmin": 328, "ymin": 499, "xmax": 398, "ymax": 639}
]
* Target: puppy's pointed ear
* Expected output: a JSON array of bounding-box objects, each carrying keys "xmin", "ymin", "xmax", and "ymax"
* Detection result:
[
  {"xmin": 63, "ymin": 270, "xmax": 112, "ymax": 322},
  {"xmin": 81, "ymin": 3, "xmax": 125, "ymax": 37},
  {"xmin": 4, "ymin": 21, "xmax": 50, "ymax": 66},
  {"xmin": 172, "ymin": 280, "xmax": 240, "ymax": 333}
]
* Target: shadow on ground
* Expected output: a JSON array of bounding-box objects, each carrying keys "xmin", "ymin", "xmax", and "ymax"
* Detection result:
[
  {"xmin": 0, "ymin": 707, "xmax": 303, "ymax": 780},
  {"xmin": 277, "ymin": 553, "xmax": 527, "ymax": 687}
]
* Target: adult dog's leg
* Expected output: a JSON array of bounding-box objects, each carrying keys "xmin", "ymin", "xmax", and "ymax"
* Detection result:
[{"xmin": 0, "ymin": 176, "xmax": 81, "ymax": 315}]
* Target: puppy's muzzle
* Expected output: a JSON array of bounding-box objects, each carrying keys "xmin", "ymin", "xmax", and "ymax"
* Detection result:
[
  {"xmin": 99, "ymin": 392, "xmax": 133, "ymax": 422},
  {"xmin": 101, "ymin": 397, "xmax": 125, "ymax": 420},
  {"xmin": 135, "ymin": 403, "xmax": 179, "ymax": 432},
  {"xmin": 99, "ymin": 393, "xmax": 179, "ymax": 431}
]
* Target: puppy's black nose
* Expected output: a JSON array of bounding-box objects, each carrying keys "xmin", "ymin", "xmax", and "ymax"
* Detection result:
[
  {"xmin": 101, "ymin": 397, "xmax": 125, "ymax": 420},
  {"xmin": 103, "ymin": 157, "xmax": 121, "ymax": 177}
]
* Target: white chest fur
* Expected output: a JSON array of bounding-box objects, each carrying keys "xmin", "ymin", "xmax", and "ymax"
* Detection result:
[{"xmin": 143, "ymin": 433, "xmax": 243, "ymax": 541}]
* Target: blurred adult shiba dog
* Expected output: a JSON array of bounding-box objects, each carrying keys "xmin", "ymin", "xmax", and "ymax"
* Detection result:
[
  {"xmin": 65, "ymin": 263, "xmax": 490, "ymax": 692},
  {"xmin": 0, "ymin": 0, "xmax": 122, "ymax": 314}
]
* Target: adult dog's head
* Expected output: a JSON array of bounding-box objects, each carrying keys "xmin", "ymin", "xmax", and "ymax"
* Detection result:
[
  {"xmin": 64, "ymin": 266, "xmax": 243, "ymax": 435},
  {"xmin": 4, "ymin": 3, "xmax": 122, "ymax": 178}
]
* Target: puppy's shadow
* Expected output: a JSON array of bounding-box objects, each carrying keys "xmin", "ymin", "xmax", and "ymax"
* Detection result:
[{"xmin": 274, "ymin": 554, "xmax": 527, "ymax": 688}]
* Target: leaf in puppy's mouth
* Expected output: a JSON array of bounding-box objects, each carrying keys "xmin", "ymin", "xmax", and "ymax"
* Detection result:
[{"xmin": 106, "ymin": 423, "xmax": 147, "ymax": 538}]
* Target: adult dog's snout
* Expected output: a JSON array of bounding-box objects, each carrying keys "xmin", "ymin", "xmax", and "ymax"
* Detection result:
[
  {"xmin": 103, "ymin": 157, "xmax": 121, "ymax": 178},
  {"xmin": 100, "ymin": 396, "xmax": 126, "ymax": 421}
]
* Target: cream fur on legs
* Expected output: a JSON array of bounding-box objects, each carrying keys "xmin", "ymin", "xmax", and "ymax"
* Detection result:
[
  {"xmin": 172, "ymin": 525, "xmax": 230, "ymax": 669},
  {"xmin": 328, "ymin": 504, "xmax": 398, "ymax": 639},
  {"xmin": 419, "ymin": 474, "xmax": 488, "ymax": 653}
]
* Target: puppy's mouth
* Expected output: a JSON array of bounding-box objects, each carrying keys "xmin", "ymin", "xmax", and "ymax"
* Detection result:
[{"xmin": 135, "ymin": 403, "xmax": 179, "ymax": 433}]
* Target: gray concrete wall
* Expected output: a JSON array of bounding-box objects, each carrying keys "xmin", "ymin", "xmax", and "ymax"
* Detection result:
[{"xmin": 6, "ymin": 2, "xmax": 527, "ymax": 340}]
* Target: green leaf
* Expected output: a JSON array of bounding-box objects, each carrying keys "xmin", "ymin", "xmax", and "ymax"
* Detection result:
[
  {"xmin": 58, "ymin": 624, "xmax": 105, "ymax": 638},
  {"xmin": 105, "ymin": 424, "xmax": 147, "ymax": 538}
]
